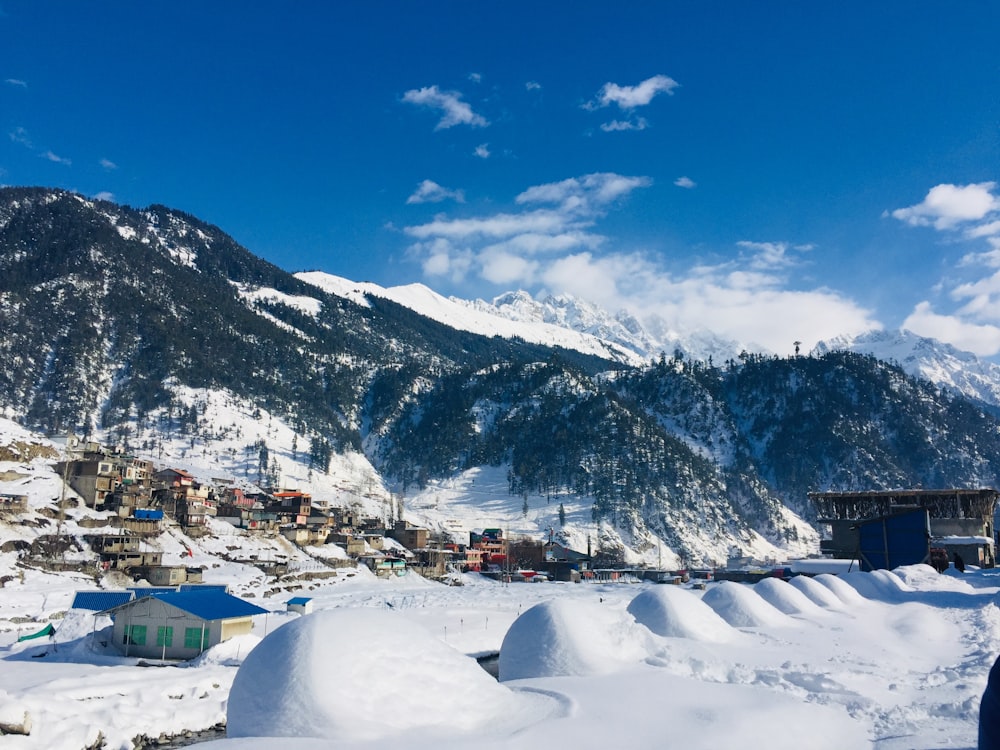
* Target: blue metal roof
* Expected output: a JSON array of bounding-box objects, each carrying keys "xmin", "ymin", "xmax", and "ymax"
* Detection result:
[
  {"xmin": 147, "ymin": 590, "xmax": 270, "ymax": 620},
  {"xmin": 72, "ymin": 590, "xmax": 135, "ymax": 611},
  {"xmin": 129, "ymin": 587, "xmax": 179, "ymax": 598},
  {"xmin": 179, "ymin": 584, "xmax": 229, "ymax": 593},
  {"xmin": 287, "ymin": 596, "xmax": 312, "ymax": 606}
]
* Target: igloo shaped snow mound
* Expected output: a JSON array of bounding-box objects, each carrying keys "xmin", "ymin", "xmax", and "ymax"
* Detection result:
[
  {"xmin": 753, "ymin": 577, "xmax": 827, "ymax": 617},
  {"xmin": 498, "ymin": 598, "xmax": 652, "ymax": 681},
  {"xmin": 626, "ymin": 586, "xmax": 739, "ymax": 643},
  {"xmin": 788, "ymin": 574, "xmax": 848, "ymax": 610},
  {"xmin": 228, "ymin": 609, "xmax": 553, "ymax": 742},
  {"xmin": 840, "ymin": 569, "xmax": 911, "ymax": 601},
  {"xmin": 813, "ymin": 573, "xmax": 869, "ymax": 605},
  {"xmin": 700, "ymin": 581, "xmax": 794, "ymax": 628}
]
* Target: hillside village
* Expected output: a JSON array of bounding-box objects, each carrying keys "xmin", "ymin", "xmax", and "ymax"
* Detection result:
[{"xmin": 0, "ymin": 433, "xmax": 601, "ymax": 597}]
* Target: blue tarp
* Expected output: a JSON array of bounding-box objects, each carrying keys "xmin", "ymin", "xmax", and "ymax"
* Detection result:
[
  {"xmin": 134, "ymin": 508, "xmax": 163, "ymax": 520},
  {"xmin": 857, "ymin": 508, "xmax": 930, "ymax": 571}
]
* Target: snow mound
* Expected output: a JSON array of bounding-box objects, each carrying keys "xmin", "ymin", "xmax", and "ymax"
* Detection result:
[
  {"xmin": 188, "ymin": 634, "xmax": 261, "ymax": 667},
  {"xmin": 813, "ymin": 573, "xmax": 869, "ymax": 605},
  {"xmin": 840, "ymin": 570, "xmax": 910, "ymax": 601},
  {"xmin": 788, "ymin": 575, "xmax": 847, "ymax": 609},
  {"xmin": 893, "ymin": 564, "xmax": 975, "ymax": 592},
  {"xmin": 700, "ymin": 582, "xmax": 793, "ymax": 628},
  {"xmin": 753, "ymin": 578, "xmax": 827, "ymax": 617},
  {"xmin": 227, "ymin": 609, "xmax": 552, "ymax": 742},
  {"xmin": 499, "ymin": 598, "xmax": 652, "ymax": 681},
  {"xmin": 627, "ymin": 586, "xmax": 738, "ymax": 642}
]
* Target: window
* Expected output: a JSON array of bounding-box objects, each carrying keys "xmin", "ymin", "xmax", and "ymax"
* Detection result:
[
  {"xmin": 123, "ymin": 624, "xmax": 146, "ymax": 645},
  {"xmin": 184, "ymin": 627, "xmax": 209, "ymax": 650},
  {"xmin": 156, "ymin": 626, "xmax": 173, "ymax": 647}
]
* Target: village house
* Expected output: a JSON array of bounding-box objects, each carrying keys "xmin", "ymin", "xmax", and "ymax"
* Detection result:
[
  {"xmin": 470, "ymin": 528, "xmax": 507, "ymax": 567},
  {"xmin": 99, "ymin": 589, "xmax": 269, "ymax": 660},
  {"xmin": 154, "ymin": 479, "xmax": 216, "ymax": 536},
  {"xmin": 84, "ymin": 533, "xmax": 163, "ymax": 571},
  {"xmin": 58, "ymin": 456, "xmax": 118, "ymax": 508},
  {"xmin": 131, "ymin": 564, "xmax": 204, "ymax": 587},
  {"xmin": 263, "ymin": 490, "xmax": 312, "ymax": 526},
  {"xmin": 388, "ymin": 519, "xmax": 429, "ymax": 550}
]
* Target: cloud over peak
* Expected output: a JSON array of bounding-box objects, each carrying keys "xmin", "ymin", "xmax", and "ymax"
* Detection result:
[{"xmin": 402, "ymin": 85, "xmax": 489, "ymax": 130}]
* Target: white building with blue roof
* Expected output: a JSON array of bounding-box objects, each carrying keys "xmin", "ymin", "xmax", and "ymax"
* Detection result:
[{"xmin": 100, "ymin": 589, "xmax": 269, "ymax": 660}]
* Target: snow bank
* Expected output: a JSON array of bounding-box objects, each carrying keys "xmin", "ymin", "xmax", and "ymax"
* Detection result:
[
  {"xmin": 228, "ymin": 609, "xmax": 554, "ymax": 742},
  {"xmin": 498, "ymin": 598, "xmax": 651, "ymax": 680},
  {"xmin": 753, "ymin": 577, "xmax": 827, "ymax": 617},
  {"xmin": 700, "ymin": 581, "xmax": 793, "ymax": 628},
  {"xmin": 188, "ymin": 634, "xmax": 261, "ymax": 667},
  {"xmin": 627, "ymin": 586, "xmax": 738, "ymax": 642}
]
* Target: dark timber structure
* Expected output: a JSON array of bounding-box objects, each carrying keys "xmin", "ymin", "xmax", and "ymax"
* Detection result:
[{"xmin": 810, "ymin": 488, "xmax": 998, "ymax": 569}]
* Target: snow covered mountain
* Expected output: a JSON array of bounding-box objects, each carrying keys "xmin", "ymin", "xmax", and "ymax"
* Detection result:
[
  {"xmin": 815, "ymin": 329, "xmax": 1000, "ymax": 408},
  {"xmin": 295, "ymin": 272, "xmax": 644, "ymax": 366},
  {"xmin": 316, "ymin": 270, "xmax": 1000, "ymax": 414},
  {"xmin": 297, "ymin": 273, "xmax": 749, "ymax": 368}
]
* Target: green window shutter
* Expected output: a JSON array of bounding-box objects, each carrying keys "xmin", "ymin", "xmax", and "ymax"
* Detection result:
[
  {"xmin": 184, "ymin": 627, "xmax": 208, "ymax": 649},
  {"xmin": 124, "ymin": 624, "xmax": 147, "ymax": 645},
  {"xmin": 156, "ymin": 625, "xmax": 173, "ymax": 647}
]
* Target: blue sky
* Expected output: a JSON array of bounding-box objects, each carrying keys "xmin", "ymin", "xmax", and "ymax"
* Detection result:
[{"xmin": 2, "ymin": 3, "xmax": 1000, "ymax": 357}]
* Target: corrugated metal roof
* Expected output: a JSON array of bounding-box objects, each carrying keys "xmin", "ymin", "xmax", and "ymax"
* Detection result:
[
  {"xmin": 147, "ymin": 590, "xmax": 270, "ymax": 620},
  {"xmin": 179, "ymin": 584, "xmax": 229, "ymax": 593},
  {"xmin": 129, "ymin": 587, "xmax": 179, "ymax": 599},
  {"xmin": 287, "ymin": 597, "xmax": 312, "ymax": 605},
  {"xmin": 72, "ymin": 590, "xmax": 135, "ymax": 611}
]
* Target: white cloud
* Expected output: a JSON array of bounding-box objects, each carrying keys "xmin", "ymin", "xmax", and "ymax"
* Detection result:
[
  {"xmin": 480, "ymin": 250, "xmax": 539, "ymax": 285},
  {"xmin": 402, "ymin": 85, "xmax": 488, "ymax": 130},
  {"xmin": 674, "ymin": 176, "xmax": 696, "ymax": 189},
  {"xmin": 736, "ymin": 240, "xmax": 808, "ymax": 270},
  {"xmin": 8, "ymin": 126, "xmax": 31, "ymax": 148},
  {"xmin": 588, "ymin": 74, "xmax": 679, "ymax": 110},
  {"xmin": 407, "ymin": 209, "xmax": 571, "ymax": 241},
  {"xmin": 525, "ymin": 81, "xmax": 542, "ymax": 91},
  {"xmin": 891, "ymin": 182, "xmax": 1000, "ymax": 230},
  {"xmin": 41, "ymin": 150, "xmax": 71, "ymax": 166},
  {"xmin": 516, "ymin": 172, "xmax": 652, "ymax": 212},
  {"xmin": 903, "ymin": 301, "xmax": 1000, "ymax": 357},
  {"xmin": 93, "ymin": 191, "xmax": 115, "ymax": 202},
  {"xmin": 474, "ymin": 143, "xmax": 490, "ymax": 159},
  {"xmin": 406, "ymin": 179, "xmax": 465, "ymax": 205},
  {"xmin": 404, "ymin": 173, "xmax": 879, "ymax": 355},
  {"xmin": 5, "ymin": 78, "xmax": 26, "ymax": 88},
  {"xmin": 100, "ymin": 158, "xmax": 118, "ymax": 171},
  {"xmin": 885, "ymin": 181, "xmax": 1000, "ymax": 354},
  {"xmin": 600, "ymin": 118, "xmax": 648, "ymax": 132},
  {"xmin": 468, "ymin": 72, "xmax": 482, "ymax": 83}
]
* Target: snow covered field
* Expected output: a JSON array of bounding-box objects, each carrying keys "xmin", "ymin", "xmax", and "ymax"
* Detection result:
[
  {"xmin": 2, "ymin": 563, "xmax": 999, "ymax": 749},
  {"xmin": 1, "ymin": 418, "xmax": 997, "ymax": 748}
]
